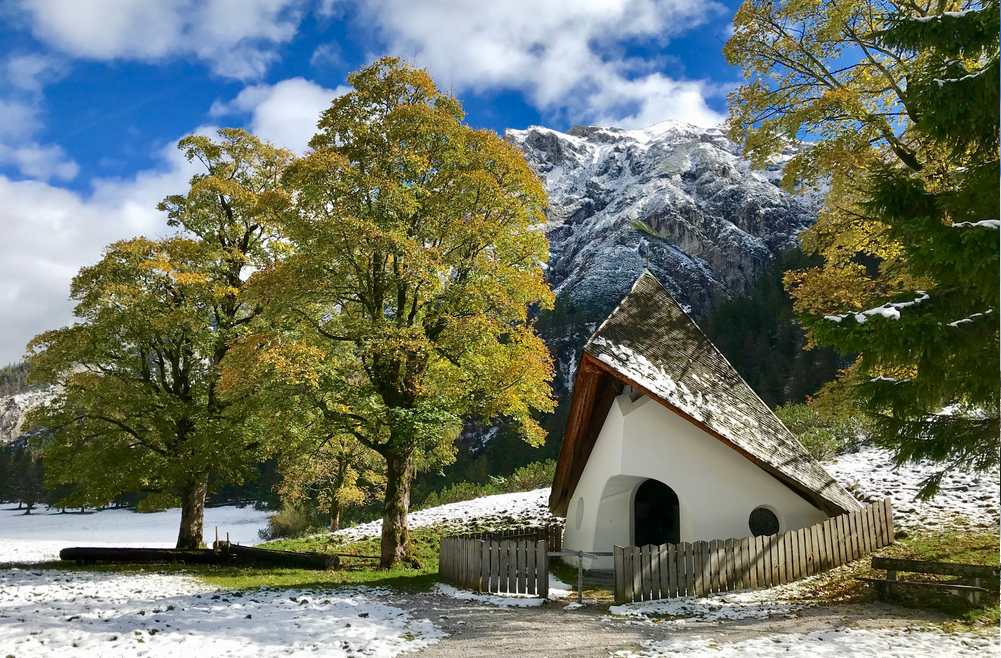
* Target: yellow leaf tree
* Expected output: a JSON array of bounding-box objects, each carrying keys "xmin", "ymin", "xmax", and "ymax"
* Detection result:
[{"xmin": 245, "ymin": 58, "xmax": 555, "ymax": 567}]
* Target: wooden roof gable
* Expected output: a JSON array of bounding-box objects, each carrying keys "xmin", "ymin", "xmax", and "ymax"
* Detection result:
[{"xmin": 549, "ymin": 271, "xmax": 861, "ymax": 517}]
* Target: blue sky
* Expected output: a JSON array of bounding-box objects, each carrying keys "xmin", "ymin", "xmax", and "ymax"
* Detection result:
[{"xmin": 0, "ymin": 0, "xmax": 741, "ymax": 363}]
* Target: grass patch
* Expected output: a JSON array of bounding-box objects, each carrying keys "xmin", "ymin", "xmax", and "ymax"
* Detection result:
[
  {"xmin": 21, "ymin": 528, "xmax": 445, "ymax": 594},
  {"xmin": 198, "ymin": 527, "xmax": 444, "ymax": 591},
  {"xmin": 788, "ymin": 527, "xmax": 999, "ymax": 630},
  {"xmin": 550, "ymin": 557, "xmax": 615, "ymax": 604}
]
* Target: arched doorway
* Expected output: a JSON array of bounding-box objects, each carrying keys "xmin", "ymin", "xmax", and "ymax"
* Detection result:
[{"xmin": 633, "ymin": 479, "xmax": 680, "ymax": 546}]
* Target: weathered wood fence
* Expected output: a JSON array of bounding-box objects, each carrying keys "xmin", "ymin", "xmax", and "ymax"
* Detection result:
[
  {"xmin": 614, "ymin": 498, "xmax": 894, "ymax": 603},
  {"xmin": 449, "ymin": 525, "xmax": 563, "ymax": 552},
  {"xmin": 439, "ymin": 531, "xmax": 555, "ymax": 597}
]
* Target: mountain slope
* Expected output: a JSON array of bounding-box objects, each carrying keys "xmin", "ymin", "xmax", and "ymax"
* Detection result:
[{"xmin": 507, "ymin": 120, "xmax": 818, "ymax": 396}]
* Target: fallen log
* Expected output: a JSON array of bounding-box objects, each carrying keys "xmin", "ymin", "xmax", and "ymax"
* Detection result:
[
  {"xmin": 59, "ymin": 544, "xmax": 339, "ymax": 570},
  {"xmin": 223, "ymin": 543, "xmax": 338, "ymax": 570},
  {"xmin": 59, "ymin": 547, "xmax": 220, "ymax": 565}
]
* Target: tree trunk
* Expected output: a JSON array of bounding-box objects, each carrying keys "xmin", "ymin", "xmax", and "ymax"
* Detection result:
[
  {"xmin": 329, "ymin": 499, "xmax": 342, "ymax": 532},
  {"xmin": 379, "ymin": 450, "xmax": 413, "ymax": 568},
  {"xmin": 176, "ymin": 474, "xmax": 208, "ymax": 549}
]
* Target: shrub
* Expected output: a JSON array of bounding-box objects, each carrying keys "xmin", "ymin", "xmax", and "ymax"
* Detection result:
[
  {"xmin": 259, "ymin": 505, "xmax": 324, "ymax": 540},
  {"xmin": 776, "ymin": 403, "xmax": 866, "ymax": 461}
]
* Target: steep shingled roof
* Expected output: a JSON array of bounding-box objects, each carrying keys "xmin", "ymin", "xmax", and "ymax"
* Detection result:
[{"xmin": 550, "ymin": 271, "xmax": 861, "ymax": 517}]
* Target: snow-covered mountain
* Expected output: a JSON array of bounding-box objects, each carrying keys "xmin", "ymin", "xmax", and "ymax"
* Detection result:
[
  {"xmin": 0, "ymin": 389, "xmax": 49, "ymax": 446},
  {"xmin": 507, "ymin": 120, "xmax": 818, "ymax": 395}
]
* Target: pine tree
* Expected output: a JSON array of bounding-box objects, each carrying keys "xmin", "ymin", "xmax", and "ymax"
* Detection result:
[{"xmin": 807, "ymin": 2, "xmax": 1000, "ymax": 494}]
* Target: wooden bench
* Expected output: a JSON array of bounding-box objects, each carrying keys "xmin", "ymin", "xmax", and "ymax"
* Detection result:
[{"xmin": 861, "ymin": 557, "xmax": 1000, "ymax": 606}]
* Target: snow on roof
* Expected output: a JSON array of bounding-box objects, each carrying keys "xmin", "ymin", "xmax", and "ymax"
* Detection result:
[{"xmin": 581, "ymin": 271, "xmax": 860, "ymax": 514}]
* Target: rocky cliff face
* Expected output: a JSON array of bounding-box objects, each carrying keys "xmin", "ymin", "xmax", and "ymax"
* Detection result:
[
  {"xmin": 0, "ymin": 389, "xmax": 49, "ymax": 445},
  {"xmin": 507, "ymin": 121, "xmax": 817, "ymax": 396}
]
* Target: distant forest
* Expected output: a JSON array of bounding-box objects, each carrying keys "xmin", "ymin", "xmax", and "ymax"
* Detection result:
[
  {"xmin": 703, "ymin": 249, "xmax": 848, "ymax": 408},
  {"xmin": 0, "ymin": 362, "xmax": 31, "ymax": 396}
]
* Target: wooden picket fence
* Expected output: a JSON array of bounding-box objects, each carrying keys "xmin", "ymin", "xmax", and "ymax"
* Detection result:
[
  {"xmin": 614, "ymin": 498, "xmax": 894, "ymax": 603},
  {"xmin": 450, "ymin": 525, "xmax": 563, "ymax": 552},
  {"xmin": 439, "ymin": 535, "xmax": 550, "ymax": 597}
]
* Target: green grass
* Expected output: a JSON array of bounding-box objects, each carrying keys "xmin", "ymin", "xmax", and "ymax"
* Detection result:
[
  {"xmin": 790, "ymin": 527, "xmax": 999, "ymax": 630},
  {"xmin": 549, "ymin": 557, "xmax": 614, "ymax": 604},
  {"xmin": 20, "ymin": 528, "xmax": 444, "ymax": 594}
]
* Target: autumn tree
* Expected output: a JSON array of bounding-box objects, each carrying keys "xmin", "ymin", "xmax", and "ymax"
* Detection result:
[
  {"xmin": 277, "ymin": 434, "xmax": 383, "ymax": 532},
  {"xmin": 26, "ymin": 130, "xmax": 292, "ymax": 547},
  {"xmin": 220, "ymin": 328, "xmax": 386, "ymax": 532},
  {"xmin": 246, "ymin": 58, "xmax": 555, "ymax": 566},
  {"xmin": 727, "ymin": 0, "xmax": 999, "ymax": 493}
]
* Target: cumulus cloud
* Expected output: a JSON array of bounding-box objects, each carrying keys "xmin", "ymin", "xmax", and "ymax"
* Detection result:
[
  {"xmin": 0, "ymin": 143, "xmax": 79, "ymax": 181},
  {"xmin": 210, "ymin": 78, "xmax": 347, "ymax": 152},
  {"xmin": 0, "ymin": 54, "xmax": 77, "ymax": 181},
  {"xmin": 19, "ymin": 0, "xmax": 304, "ymax": 80},
  {"xmin": 0, "ymin": 135, "xmax": 204, "ymax": 363},
  {"xmin": 355, "ymin": 0, "xmax": 727, "ymax": 128}
]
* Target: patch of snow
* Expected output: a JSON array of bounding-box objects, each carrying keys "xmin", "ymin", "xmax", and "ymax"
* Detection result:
[
  {"xmin": 562, "ymin": 601, "xmax": 584, "ymax": 610},
  {"xmin": 0, "ymin": 568, "xmax": 443, "ymax": 657},
  {"xmin": 0, "ymin": 505, "xmax": 270, "ymax": 564},
  {"xmin": 433, "ymin": 583, "xmax": 544, "ymax": 608},
  {"xmin": 615, "ymin": 627, "xmax": 998, "ymax": 657},
  {"xmin": 608, "ymin": 579, "xmax": 809, "ymax": 623},
  {"xmin": 824, "ymin": 447, "xmax": 1000, "ymax": 533},
  {"xmin": 947, "ymin": 309, "xmax": 993, "ymax": 327},
  {"xmin": 951, "ymin": 219, "xmax": 999, "ymax": 229},
  {"xmin": 548, "ymin": 572, "xmax": 574, "ymax": 599},
  {"xmin": 826, "ymin": 291, "xmax": 931, "ymax": 324},
  {"xmin": 330, "ymin": 488, "xmax": 558, "ymax": 542}
]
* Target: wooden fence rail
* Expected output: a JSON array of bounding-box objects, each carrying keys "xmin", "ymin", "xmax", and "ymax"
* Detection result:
[
  {"xmin": 614, "ymin": 498, "xmax": 894, "ymax": 603},
  {"xmin": 439, "ymin": 536, "xmax": 550, "ymax": 597}
]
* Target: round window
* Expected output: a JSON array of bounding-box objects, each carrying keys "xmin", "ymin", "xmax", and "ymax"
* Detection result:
[
  {"xmin": 575, "ymin": 497, "xmax": 584, "ymax": 530},
  {"xmin": 748, "ymin": 507, "xmax": 780, "ymax": 537}
]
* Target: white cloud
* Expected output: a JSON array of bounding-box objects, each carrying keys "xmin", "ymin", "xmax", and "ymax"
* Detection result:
[
  {"xmin": 0, "ymin": 54, "xmax": 78, "ymax": 181},
  {"xmin": 0, "ymin": 99, "xmax": 41, "ymax": 142},
  {"xmin": 210, "ymin": 78, "xmax": 347, "ymax": 152},
  {"xmin": 5, "ymin": 54, "xmax": 66, "ymax": 93},
  {"xmin": 19, "ymin": 0, "xmax": 304, "ymax": 80},
  {"xmin": 0, "ymin": 135, "xmax": 204, "ymax": 363},
  {"xmin": 356, "ymin": 0, "xmax": 727, "ymax": 128},
  {"xmin": 0, "ymin": 143, "xmax": 79, "ymax": 181}
]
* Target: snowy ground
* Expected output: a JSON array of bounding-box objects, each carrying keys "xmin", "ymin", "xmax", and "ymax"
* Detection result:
[
  {"xmin": 321, "ymin": 445, "xmax": 996, "ymax": 545},
  {"xmin": 0, "ymin": 446, "xmax": 997, "ymax": 656},
  {"xmin": 330, "ymin": 488, "xmax": 559, "ymax": 542},
  {"xmin": 433, "ymin": 573, "xmax": 573, "ymax": 608},
  {"xmin": 608, "ymin": 580, "xmax": 808, "ymax": 623},
  {"xmin": 824, "ymin": 447, "xmax": 1000, "ymax": 532},
  {"xmin": 0, "ymin": 567, "xmax": 443, "ymax": 657},
  {"xmin": 614, "ymin": 628, "xmax": 999, "ymax": 658},
  {"xmin": 0, "ymin": 504, "xmax": 270, "ymax": 564}
]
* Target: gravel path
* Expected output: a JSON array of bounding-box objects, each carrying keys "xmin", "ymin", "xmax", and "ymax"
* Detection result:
[{"xmin": 402, "ymin": 594, "xmax": 998, "ymax": 657}]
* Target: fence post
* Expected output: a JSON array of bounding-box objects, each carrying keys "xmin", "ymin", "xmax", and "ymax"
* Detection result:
[
  {"xmin": 576, "ymin": 550, "xmax": 584, "ymax": 604},
  {"xmin": 537, "ymin": 539, "xmax": 548, "ymax": 599},
  {"xmin": 613, "ymin": 545, "xmax": 624, "ymax": 603}
]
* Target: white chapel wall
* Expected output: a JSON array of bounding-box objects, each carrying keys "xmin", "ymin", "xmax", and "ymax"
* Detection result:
[{"xmin": 562, "ymin": 391, "xmax": 828, "ymax": 569}]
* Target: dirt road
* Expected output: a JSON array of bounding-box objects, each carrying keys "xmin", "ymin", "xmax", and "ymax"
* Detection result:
[{"xmin": 401, "ymin": 595, "xmax": 995, "ymax": 657}]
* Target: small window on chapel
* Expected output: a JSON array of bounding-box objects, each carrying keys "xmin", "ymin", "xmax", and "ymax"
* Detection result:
[{"xmin": 748, "ymin": 506, "xmax": 780, "ymax": 537}]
